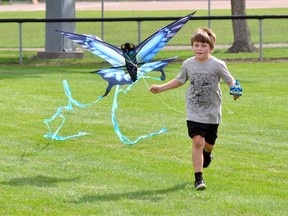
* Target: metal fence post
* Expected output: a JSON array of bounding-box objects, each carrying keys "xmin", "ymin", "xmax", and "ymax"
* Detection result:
[
  {"xmin": 101, "ymin": 0, "xmax": 104, "ymax": 40},
  {"xmin": 19, "ymin": 22, "xmax": 23, "ymax": 65},
  {"xmin": 208, "ymin": 0, "xmax": 211, "ymax": 28},
  {"xmin": 259, "ymin": 19, "xmax": 263, "ymax": 61},
  {"xmin": 138, "ymin": 21, "xmax": 141, "ymax": 45}
]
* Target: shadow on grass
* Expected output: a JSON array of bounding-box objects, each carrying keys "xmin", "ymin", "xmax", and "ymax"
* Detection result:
[
  {"xmin": 0, "ymin": 60, "xmax": 109, "ymax": 80},
  {"xmin": 20, "ymin": 143, "xmax": 51, "ymax": 160},
  {"xmin": 0, "ymin": 175, "xmax": 80, "ymax": 187},
  {"xmin": 73, "ymin": 182, "xmax": 191, "ymax": 203}
]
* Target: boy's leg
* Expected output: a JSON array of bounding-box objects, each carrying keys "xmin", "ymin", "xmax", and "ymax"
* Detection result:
[
  {"xmin": 187, "ymin": 121, "xmax": 211, "ymax": 190},
  {"xmin": 203, "ymin": 142, "xmax": 214, "ymax": 168},
  {"xmin": 192, "ymin": 135, "xmax": 205, "ymax": 173},
  {"xmin": 203, "ymin": 124, "xmax": 218, "ymax": 168},
  {"xmin": 205, "ymin": 142, "xmax": 214, "ymax": 152},
  {"xmin": 192, "ymin": 135, "xmax": 206, "ymax": 190}
]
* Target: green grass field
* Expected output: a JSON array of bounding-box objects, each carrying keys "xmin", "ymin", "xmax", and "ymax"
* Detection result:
[
  {"xmin": 0, "ymin": 5, "xmax": 288, "ymax": 215},
  {"xmin": 0, "ymin": 61, "xmax": 288, "ymax": 215}
]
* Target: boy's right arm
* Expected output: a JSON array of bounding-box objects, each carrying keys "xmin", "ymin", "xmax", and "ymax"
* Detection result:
[{"xmin": 150, "ymin": 79, "xmax": 183, "ymax": 94}]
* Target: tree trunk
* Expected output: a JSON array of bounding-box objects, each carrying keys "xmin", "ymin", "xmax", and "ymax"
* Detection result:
[{"xmin": 227, "ymin": 0, "xmax": 257, "ymax": 53}]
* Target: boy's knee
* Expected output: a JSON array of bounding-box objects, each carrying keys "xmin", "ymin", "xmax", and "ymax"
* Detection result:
[{"xmin": 193, "ymin": 135, "xmax": 205, "ymax": 149}]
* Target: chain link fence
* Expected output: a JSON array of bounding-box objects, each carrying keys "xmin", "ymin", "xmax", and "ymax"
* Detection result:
[{"xmin": 0, "ymin": 1, "xmax": 287, "ymax": 63}]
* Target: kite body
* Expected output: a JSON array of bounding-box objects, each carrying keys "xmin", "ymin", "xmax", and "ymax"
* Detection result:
[
  {"xmin": 56, "ymin": 11, "xmax": 195, "ymax": 96},
  {"xmin": 121, "ymin": 42, "xmax": 138, "ymax": 81}
]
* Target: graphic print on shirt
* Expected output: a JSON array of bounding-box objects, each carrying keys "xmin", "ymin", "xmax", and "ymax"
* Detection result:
[{"xmin": 188, "ymin": 72, "xmax": 216, "ymax": 112}]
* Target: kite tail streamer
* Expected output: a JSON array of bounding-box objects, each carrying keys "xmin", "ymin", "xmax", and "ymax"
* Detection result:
[
  {"xmin": 63, "ymin": 80, "xmax": 103, "ymax": 108},
  {"xmin": 111, "ymin": 85, "xmax": 167, "ymax": 145},
  {"xmin": 44, "ymin": 80, "xmax": 103, "ymax": 141}
]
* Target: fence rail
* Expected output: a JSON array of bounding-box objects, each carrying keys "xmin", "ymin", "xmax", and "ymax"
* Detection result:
[
  {"xmin": 1, "ymin": 15, "xmax": 287, "ymax": 23},
  {"xmin": 0, "ymin": 15, "xmax": 288, "ymax": 64}
]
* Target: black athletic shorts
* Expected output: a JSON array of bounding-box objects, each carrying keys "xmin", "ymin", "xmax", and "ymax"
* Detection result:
[{"xmin": 186, "ymin": 120, "xmax": 219, "ymax": 145}]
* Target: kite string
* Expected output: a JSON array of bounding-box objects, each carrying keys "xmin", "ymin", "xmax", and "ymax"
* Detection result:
[
  {"xmin": 225, "ymin": 105, "xmax": 234, "ymax": 115},
  {"xmin": 140, "ymin": 74, "xmax": 233, "ymax": 115},
  {"xmin": 222, "ymin": 89, "xmax": 234, "ymax": 115},
  {"xmin": 139, "ymin": 74, "xmax": 185, "ymax": 114}
]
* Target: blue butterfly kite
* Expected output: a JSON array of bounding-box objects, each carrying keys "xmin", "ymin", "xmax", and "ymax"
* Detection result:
[{"xmin": 44, "ymin": 12, "xmax": 195, "ymax": 144}]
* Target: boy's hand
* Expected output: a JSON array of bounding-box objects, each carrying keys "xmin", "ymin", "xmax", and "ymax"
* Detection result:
[
  {"xmin": 150, "ymin": 85, "xmax": 161, "ymax": 94},
  {"xmin": 233, "ymin": 95, "xmax": 240, "ymax": 100}
]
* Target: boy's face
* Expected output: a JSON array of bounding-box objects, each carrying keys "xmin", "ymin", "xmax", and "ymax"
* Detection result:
[{"xmin": 192, "ymin": 41, "xmax": 213, "ymax": 62}]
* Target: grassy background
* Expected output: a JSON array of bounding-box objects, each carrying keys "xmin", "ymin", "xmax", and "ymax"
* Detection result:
[
  {"xmin": 0, "ymin": 9, "xmax": 287, "ymax": 48},
  {"xmin": 0, "ymin": 61, "xmax": 288, "ymax": 215},
  {"xmin": 0, "ymin": 8, "xmax": 287, "ymax": 65}
]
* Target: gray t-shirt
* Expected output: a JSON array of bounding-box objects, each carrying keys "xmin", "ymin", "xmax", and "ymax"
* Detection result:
[{"xmin": 176, "ymin": 56, "xmax": 234, "ymax": 124}]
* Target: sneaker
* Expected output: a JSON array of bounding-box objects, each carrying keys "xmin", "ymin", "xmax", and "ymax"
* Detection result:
[
  {"xmin": 203, "ymin": 151, "xmax": 213, "ymax": 168},
  {"xmin": 195, "ymin": 180, "xmax": 206, "ymax": 190}
]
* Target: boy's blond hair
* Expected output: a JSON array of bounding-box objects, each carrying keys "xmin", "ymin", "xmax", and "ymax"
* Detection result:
[{"xmin": 191, "ymin": 28, "xmax": 216, "ymax": 50}]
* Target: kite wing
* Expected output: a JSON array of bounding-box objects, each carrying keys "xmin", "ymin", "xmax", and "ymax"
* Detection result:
[
  {"xmin": 138, "ymin": 56, "xmax": 177, "ymax": 80},
  {"xmin": 56, "ymin": 30, "xmax": 126, "ymax": 67},
  {"xmin": 91, "ymin": 68, "xmax": 133, "ymax": 97},
  {"xmin": 135, "ymin": 12, "xmax": 195, "ymax": 63}
]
